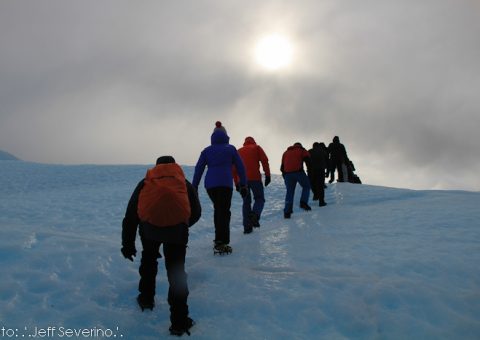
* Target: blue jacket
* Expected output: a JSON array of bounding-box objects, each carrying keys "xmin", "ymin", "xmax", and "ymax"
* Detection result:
[{"xmin": 192, "ymin": 131, "xmax": 246, "ymax": 189}]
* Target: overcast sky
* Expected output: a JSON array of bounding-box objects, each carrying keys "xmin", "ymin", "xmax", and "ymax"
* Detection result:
[{"xmin": 1, "ymin": 0, "xmax": 479, "ymax": 191}]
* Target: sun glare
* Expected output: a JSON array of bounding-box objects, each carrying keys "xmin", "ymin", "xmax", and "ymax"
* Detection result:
[{"xmin": 254, "ymin": 34, "xmax": 293, "ymax": 71}]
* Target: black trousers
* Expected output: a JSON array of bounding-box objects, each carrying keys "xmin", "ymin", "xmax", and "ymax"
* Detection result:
[
  {"xmin": 207, "ymin": 187, "xmax": 233, "ymax": 245},
  {"xmin": 139, "ymin": 234, "xmax": 189, "ymax": 327},
  {"xmin": 309, "ymin": 169, "xmax": 325, "ymax": 203},
  {"xmin": 330, "ymin": 161, "xmax": 345, "ymax": 182}
]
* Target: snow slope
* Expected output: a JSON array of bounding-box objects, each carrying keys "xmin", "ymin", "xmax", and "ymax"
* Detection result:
[{"xmin": 0, "ymin": 161, "xmax": 479, "ymax": 339}]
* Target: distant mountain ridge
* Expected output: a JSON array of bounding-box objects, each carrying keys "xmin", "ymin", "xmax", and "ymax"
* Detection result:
[{"xmin": 0, "ymin": 150, "xmax": 20, "ymax": 160}]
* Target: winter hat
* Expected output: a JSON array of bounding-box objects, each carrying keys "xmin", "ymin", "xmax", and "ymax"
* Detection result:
[
  {"xmin": 213, "ymin": 121, "xmax": 227, "ymax": 134},
  {"xmin": 156, "ymin": 155, "xmax": 176, "ymax": 165}
]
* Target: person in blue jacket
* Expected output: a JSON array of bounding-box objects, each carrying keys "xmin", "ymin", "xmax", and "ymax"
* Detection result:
[{"xmin": 192, "ymin": 124, "xmax": 247, "ymax": 253}]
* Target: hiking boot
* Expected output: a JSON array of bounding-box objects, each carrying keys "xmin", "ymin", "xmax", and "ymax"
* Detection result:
[
  {"xmin": 319, "ymin": 201, "xmax": 327, "ymax": 207},
  {"xmin": 300, "ymin": 201, "xmax": 312, "ymax": 211},
  {"xmin": 284, "ymin": 212, "xmax": 291, "ymax": 219},
  {"xmin": 243, "ymin": 227, "xmax": 253, "ymax": 234},
  {"xmin": 169, "ymin": 317, "xmax": 195, "ymax": 336},
  {"xmin": 213, "ymin": 243, "xmax": 232, "ymax": 255},
  {"xmin": 137, "ymin": 294, "xmax": 154, "ymax": 311},
  {"xmin": 249, "ymin": 212, "xmax": 260, "ymax": 228}
]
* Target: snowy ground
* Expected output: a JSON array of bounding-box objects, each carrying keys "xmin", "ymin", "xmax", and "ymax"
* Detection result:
[{"xmin": 0, "ymin": 160, "xmax": 479, "ymax": 339}]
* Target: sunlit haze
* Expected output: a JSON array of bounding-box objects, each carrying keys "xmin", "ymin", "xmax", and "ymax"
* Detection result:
[{"xmin": 254, "ymin": 34, "xmax": 294, "ymax": 71}]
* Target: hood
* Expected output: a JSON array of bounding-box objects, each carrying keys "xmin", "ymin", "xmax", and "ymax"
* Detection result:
[
  {"xmin": 287, "ymin": 144, "xmax": 303, "ymax": 151},
  {"xmin": 211, "ymin": 130, "xmax": 230, "ymax": 145},
  {"xmin": 243, "ymin": 136, "xmax": 256, "ymax": 146}
]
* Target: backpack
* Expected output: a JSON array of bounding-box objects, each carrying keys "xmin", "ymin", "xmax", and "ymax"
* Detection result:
[{"xmin": 138, "ymin": 163, "xmax": 191, "ymax": 227}]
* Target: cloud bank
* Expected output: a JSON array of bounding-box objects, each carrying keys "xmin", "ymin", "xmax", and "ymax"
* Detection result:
[{"xmin": 1, "ymin": 0, "xmax": 479, "ymax": 190}]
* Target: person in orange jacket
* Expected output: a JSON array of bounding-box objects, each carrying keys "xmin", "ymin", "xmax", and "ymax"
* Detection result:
[
  {"xmin": 281, "ymin": 142, "xmax": 312, "ymax": 218},
  {"xmin": 234, "ymin": 137, "xmax": 271, "ymax": 233}
]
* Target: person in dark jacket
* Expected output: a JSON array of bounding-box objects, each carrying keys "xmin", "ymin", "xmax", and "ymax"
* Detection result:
[
  {"xmin": 280, "ymin": 142, "xmax": 312, "ymax": 218},
  {"xmin": 346, "ymin": 160, "xmax": 362, "ymax": 184},
  {"xmin": 192, "ymin": 129, "xmax": 247, "ymax": 253},
  {"xmin": 308, "ymin": 142, "xmax": 328, "ymax": 206},
  {"xmin": 121, "ymin": 156, "xmax": 201, "ymax": 336},
  {"xmin": 327, "ymin": 136, "xmax": 350, "ymax": 183},
  {"xmin": 321, "ymin": 142, "xmax": 331, "ymax": 189}
]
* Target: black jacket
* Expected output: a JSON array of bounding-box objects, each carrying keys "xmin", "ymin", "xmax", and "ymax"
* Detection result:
[
  {"xmin": 122, "ymin": 179, "xmax": 201, "ymax": 247},
  {"xmin": 308, "ymin": 145, "xmax": 328, "ymax": 172},
  {"xmin": 328, "ymin": 141, "xmax": 349, "ymax": 164}
]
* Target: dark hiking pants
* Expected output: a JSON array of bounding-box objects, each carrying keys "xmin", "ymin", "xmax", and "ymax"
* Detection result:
[
  {"xmin": 139, "ymin": 236, "xmax": 189, "ymax": 327},
  {"xmin": 207, "ymin": 186, "xmax": 233, "ymax": 245},
  {"xmin": 309, "ymin": 169, "xmax": 325, "ymax": 203},
  {"xmin": 330, "ymin": 161, "xmax": 345, "ymax": 182}
]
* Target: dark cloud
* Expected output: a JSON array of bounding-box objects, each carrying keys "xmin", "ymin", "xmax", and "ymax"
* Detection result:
[{"xmin": 0, "ymin": 0, "xmax": 479, "ymax": 190}]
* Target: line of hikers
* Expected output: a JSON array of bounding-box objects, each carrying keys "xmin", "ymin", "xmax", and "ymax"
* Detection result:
[{"xmin": 120, "ymin": 121, "xmax": 360, "ymax": 336}]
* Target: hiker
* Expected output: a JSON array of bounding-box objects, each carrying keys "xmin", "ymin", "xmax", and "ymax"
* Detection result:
[
  {"xmin": 280, "ymin": 142, "xmax": 312, "ymax": 218},
  {"xmin": 308, "ymin": 142, "xmax": 328, "ymax": 206},
  {"xmin": 121, "ymin": 156, "xmax": 201, "ymax": 336},
  {"xmin": 327, "ymin": 136, "xmax": 350, "ymax": 183},
  {"xmin": 234, "ymin": 136, "xmax": 271, "ymax": 234},
  {"xmin": 192, "ymin": 123, "xmax": 247, "ymax": 254},
  {"xmin": 321, "ymin": 142, "xmax": 331, "ymax": 189},
  {"xmin": 346, "ymin": 159, "xmax": 362, "ymax": 184}
]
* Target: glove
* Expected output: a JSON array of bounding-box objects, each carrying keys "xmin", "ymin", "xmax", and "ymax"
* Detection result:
[
  {"xmin": 264, "ymin": 176, "xmax": 271, "ymax": 187},
  {"xmin": 239, "ymin": 185, "xmax": 248, "ymax": 198},
  {"xmin": 121, "ymin": 245, "xmax": 137, "ymax": 262},
  {"xmin": 235, "ymin": 184, "xmax": 240, "ymax": 192}
]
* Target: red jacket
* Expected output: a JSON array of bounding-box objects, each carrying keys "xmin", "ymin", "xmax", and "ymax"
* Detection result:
[
  {"xmin": 234, "ymin": 137, "xmax": 270, "ymax": 183},
  {"xmin": 281, "ymin": 144, "xmax": 310, "ymax": 173}
]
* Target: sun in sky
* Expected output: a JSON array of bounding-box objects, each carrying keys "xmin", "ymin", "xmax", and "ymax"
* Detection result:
[{"xmin": 254, "ymin": 34, "xmax": 294, "ymax": 71}]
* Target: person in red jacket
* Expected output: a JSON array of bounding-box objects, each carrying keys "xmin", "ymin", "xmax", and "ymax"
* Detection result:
[
  {"xmin": 281, "ymin": 142, "xmax": 312, "ymax": 218},
  {"xmin": 234, "ymin": 137, "xmax": 271, "ymax": 234}
]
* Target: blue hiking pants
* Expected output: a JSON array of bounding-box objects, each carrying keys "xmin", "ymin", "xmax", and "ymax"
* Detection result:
[
  {"xmin": 283, "ymin": 171, "xmax": 310, "ymax": 214},
  {"xmin": 242, "ymin": 180, "xmax": 265, "ymax": 227}
]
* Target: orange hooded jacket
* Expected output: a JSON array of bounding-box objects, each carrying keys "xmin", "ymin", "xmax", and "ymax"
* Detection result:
[{"xmin": 233, "ymin": 137, "xmax": 270, "ymax": 183}]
